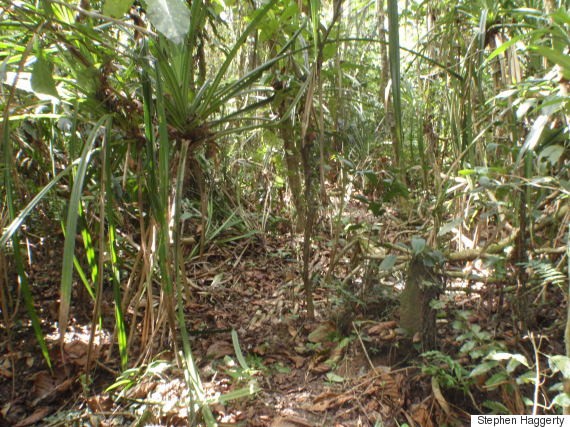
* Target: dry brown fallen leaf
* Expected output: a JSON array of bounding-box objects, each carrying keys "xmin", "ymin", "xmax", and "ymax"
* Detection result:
[
  {"xmin": 271, "ymin": 415, "xmax": 314, "ymax": 427},
  {"xmin": 31, "ymin": 370, "xmax": 72, "ymax": 405},
  {"xmin": 126, "ymin": 380, "xmax": 157, "ymax": 399},
  {"xmin": 431, "ymin": 376, "xmax": 451, "ymax": 416},
  {"xmin": 367, "ymin": 320, "xmax": 398, "ymax": 335},
  {"xmin": 13, "ymin": 406, "xmax": 52, "ymax": 427},
  {"xmin": 410, "ymin": 401, "xmax": 434, "ymax": 427},
  {"xmin": 206, "ymin": 341, "xmax": 234, "ymax": 359},
  {"xmin": 86, "ymin": 394, "xmax": 114, "ymax": 412}
]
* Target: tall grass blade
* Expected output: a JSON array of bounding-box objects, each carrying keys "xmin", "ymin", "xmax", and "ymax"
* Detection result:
[
  {"xmin": 102, "ymin": 130, "xmax": 128, "ymax": 369},
  {"xmin": 59, "ymin": 115, "xmax": 112, "ymax": 343},
  {"xmin": 2, "ymin": 45, "xmax": 52, "ymax": 367}
]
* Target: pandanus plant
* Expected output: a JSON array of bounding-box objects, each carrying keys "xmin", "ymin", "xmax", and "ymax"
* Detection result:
[{"xmin": 1, "ymin": 0, "xmax": 302, "ymax": 423}]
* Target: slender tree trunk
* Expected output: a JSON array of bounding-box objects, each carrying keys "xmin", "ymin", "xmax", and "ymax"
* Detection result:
[
  {"xmin": 301, "ymin": 132, "xmax": 316, "ymax": 319},
  {"xmin": 276, "ymin": 95, "xmax": 305, "ymax": 230}
]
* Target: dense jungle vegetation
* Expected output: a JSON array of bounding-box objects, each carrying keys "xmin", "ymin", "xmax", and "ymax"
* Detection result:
[{"xmin": 1, "ymin": 0, "xmax": 569, "ymax": 425}]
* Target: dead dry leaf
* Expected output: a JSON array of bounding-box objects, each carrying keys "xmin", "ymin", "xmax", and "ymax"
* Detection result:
[
  {"xmin": 13, "ymin": 406, "xmax": 52, "ymax": 427},
  {"xmin": 310, "ymin": 362, "xmax": 332, "ymax": 374},
  {"xmin": 431, "ymin": 376, "xmax": 451, "ymax": 416},
  {"xmin": 367, "ymin": 320, "xmax": 398, "ymax": 335},
  {"xmin": 410, "ymin": 402, "xmax": 434, "ymax": 427},
  {"xmin": 0, "ymin": 365, "xmax": 12, "ymax": 378},
  {"xmin": 64, "ymin": 340, "xmax": 100, "ymax": 367},
  {"xmin": 126, "ymin": 380, "xmax": 157, "ymax": 399},
  {"xmin": 326, "ymin": 343, "xmax": 346, "ymax": 366},
  {"xmin": 31, "ymin": 371, "xmax": 56, "ymax": 401},
  {"xmin": 306, "ymin": 400, "xmax": 333, "ymax": 412},
  {"xmin": 378, "ymin": 329, "xmax": 397, "ymax": 341},
  {"xmin": 86, "ymin": 394, "xmax": 113, "ymax": 412},
  {"xmin": 206, "ymin": 341, "xmax": 234, "ymax": 359},
  {"xmin": 271, "ymin": 415, "xmax": 314, "ymax": 427}
]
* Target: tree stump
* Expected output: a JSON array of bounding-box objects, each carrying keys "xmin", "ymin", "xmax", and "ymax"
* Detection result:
[{"xmin": 399, "ymin": 254, "xmax": 443, "ymax": 351}]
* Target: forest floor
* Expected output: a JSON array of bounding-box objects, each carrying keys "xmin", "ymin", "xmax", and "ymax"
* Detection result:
[{"xmin": 0, "ymin": 204, "xmax": 566, "ymax": 427}]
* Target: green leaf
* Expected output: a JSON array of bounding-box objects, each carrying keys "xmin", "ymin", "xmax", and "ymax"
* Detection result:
[
  {"xmin": 59, "ymin": 116, "xmax": 111, "ymax": 342},
  {"xmin": 531, "ymin": 46, "xmax": 570, "ymax": 79},
  {"xmin": 549, "ymin": 355, "xmax": 570, "ymax": 378},
  {"xmin": 484, "ymin": 371, "xmax": 508, "ymax": 389},
  {"xmin": 31, "ymin": 55, "xmax": 58, "ymax": 97},
  {"xmin": 486, "ymin": 34, "xmax": 524, "ymax": 63},
  {"xmin": 103, "ymin": 0, "xmax": 131, "ymax": 18},
  {"xmin": 322, "ymin": 43, "xmax": 337, "ymax": 61},
  {"xmin": 438, "ymin": 218, "xmax": 462, "ymax": 236},
  {"xmin": 551, "ymin": 9, "xmax": 570, "ymax": 25},
  {"xmin": 539, "ymin": 145, "xmax": 564, "ymax": 165},
  {"xmin": 469, "ymin": 361, "xmax": 497, "ymax": 377},
  {"xmin": 216, "ymin": 382, "xmax": 260, "ymax": 403},
  {"xmin": 326, "ymin": 372, "xmax": 345, "ymax": 383},
  {"xmin": 368, "ymin": 201, "xmax": 384, "ymax": 217},
  {"xmin": 146, "ymin": 0, "xmax": 191, "ymax": 44},
  {"xmin": 516, "ymin": 114, "xmax": 548, "ymax": 166},
  {"xmin": 551, "ymin": 393, "xmax": 570, "ymax": 408},
  {"xmin": 459, "ymin": 341, "xmax": 476, "ymax": 354},
  {"xmin": 411, "ymin": 236, "xmax": 426, "ymax": 255},
  {"xmin": 231, "ymin": 329, "xmax": 250, "ymax": 372},
  {"xmin": 506, "ymin": 355, "xmax": 528, "ymax": 372},
  {"xmin": 487, "ymin": 351, "xmax": 529, "ymax": 367},
  {"xmin": 482, "ymin": 400, "xmax": 510, "ymax": 414},
  {"xmin": 379, "ymin": 254, "xmax": 397, "ymax": 271},
  {"xmin": 517, "ymin": 370, "xmax": 536, "ymax": 384}
]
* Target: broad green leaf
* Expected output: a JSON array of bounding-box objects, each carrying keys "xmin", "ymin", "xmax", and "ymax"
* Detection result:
[
  {"xmin": 552, "ymin": 393, "xmax": 570, "ymax": 408},
  {"xmin": 482, "ymin": 400, "xmax": 510, "ymax": 414},
  {"xmin": 549, "ymin": 355, "xmax": 570, "ymax": 378},
  {"xmin": 484, "ymin": 371, "xmax": 508, "ymax": 389},
  {"xmin": 31, "ymin": 55, "xmax": 58, "ymax": 97},
  {"xmin": 438, "ymin": 218, "xmax": 462, "ymax": 236},
  {"xmin": 379, "ymin": 254, "xmax": 397, "ymax": 271},
  {"xmin": 506, "ymin": 355, "xmax": 529, "ymax": 372},
  {"xmin": 539, "ymin": 145, "xmax": 564, "ymax": 165},
  {"xmin": 517, "ymin": 370, "xmax": 536, "ymax": 384},
  {"xmin": 326, "ymin": 372, "xmax": 345, "ymax": 383},
  {"xmin": 103, "ymin": 0, "xmax": 131, "ymax": 18},
  {"xmin": 459, "ymin": 340, "xmax": 476, "ymax": 354},
  {"xmin": 487, "ymin": 351, "xmax": 528, "ymax": 365},
  {"xmin": 469, "ymin": 361, "xmax": 497, "ymax": 377},
  {"xmin": 145, "ymin": 0, "xmax": 191, "ymax": 44},
  {"xmin": 411, "ymin": 236, "xmax": 426, "ymax": 255}
]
